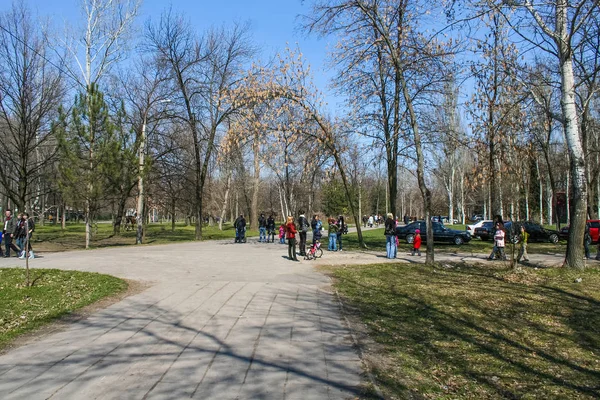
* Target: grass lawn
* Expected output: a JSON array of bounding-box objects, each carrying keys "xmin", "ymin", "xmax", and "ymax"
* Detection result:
[
  {"xmin": 331, "ymin": 263, "xmax": 600, "ymax": 399},
  {"xmin": 31, "ymin": 222, "xmax": 258, "ymax": 252},
  {"xmin": 339, "ymin": 227, "xmax": 567, "ymax": 255},
  {"xmin": 0, "ymin": 268, "xmax": 127, "ymax": 350}
]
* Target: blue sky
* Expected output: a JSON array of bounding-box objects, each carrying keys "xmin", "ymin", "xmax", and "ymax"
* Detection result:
[{"xmin": 8, "ymin": 0, "xmax": 339, "ymax": 106}]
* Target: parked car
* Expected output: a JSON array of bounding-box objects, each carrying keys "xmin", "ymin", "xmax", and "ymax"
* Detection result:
[
  {"xmin": 558, "ymin": 220, "xmax": 600, "ymax": 244},
  {"xmin": 471, "ymin": 214, "xmax": 484, "ymax": 222},
  {"xmin": 474, "ymin": 221, "xmax": 495, "ymax": 241},
  {"xmin": 396, "ymin": 221, "xmax": 472, "ymax": 245},
  {"xmin": 467, "ymin": 219, "xmax": 492, "ymax": 238},
  {"xmin": 505, "ymin": 221, "xmax": 560, "ymax": 244}
]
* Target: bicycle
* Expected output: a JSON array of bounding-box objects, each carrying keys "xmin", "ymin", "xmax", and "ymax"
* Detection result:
[{"xmin": 304, "ymin": 240, "xmax": 323, "ymax": 260}]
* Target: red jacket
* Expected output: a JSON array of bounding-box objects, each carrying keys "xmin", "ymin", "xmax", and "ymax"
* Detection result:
[
  {"xmin": 413, "ymin": 233, "xmax": 422, "ymax": 249},
  {"xmin": 286, "ymin": 222, "xmax": 297, "ymax": 239}
]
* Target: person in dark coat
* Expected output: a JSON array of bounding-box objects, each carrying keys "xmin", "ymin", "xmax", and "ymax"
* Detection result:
[
  {"xmin": 3, "ymin": 210, "xmax": 20, "ymax": 257},
  {"xmin": 233, "ymin": 214, "xmax": 247, "ymax": 243},
  {"xmin": 266, "ymin": 215, "xmax": 275, "ymax": 243}
]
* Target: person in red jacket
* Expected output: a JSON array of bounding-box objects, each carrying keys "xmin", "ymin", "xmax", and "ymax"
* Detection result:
[
  {"xmin": 411, "ymin": 229, "xmax": 422, "ymax": 256},
  {"xmin": 285, "ymin": 216, "xmax": 299, "ymax": 261}
]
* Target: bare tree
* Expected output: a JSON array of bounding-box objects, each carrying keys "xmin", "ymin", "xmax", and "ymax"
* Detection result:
[
  {"xmin": 146, "ymin": 12, "xmax": 253, "ymax": 240},
  {"xmin": 0, "ymin": 3, "xmax": 65, "ymax": 212},
  {"xmin": 487, "ymin": 0, "xmax": 599, "ymax": 268}
]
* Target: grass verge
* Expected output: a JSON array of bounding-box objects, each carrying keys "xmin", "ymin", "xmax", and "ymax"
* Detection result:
[
  {"xmin": 339, "ymin": 227, "xmax": 568, "ymax": 255},
  {"xmin": 0, "ymin": 268, "xmax": 127, "ymax": 349},
  {"xmin": 331, "ymin": 262, "xmax": 600, "ymax": 399},
  {"xmin": 32, "ymin": 222, "xmax": 258, "ymax": 252}
]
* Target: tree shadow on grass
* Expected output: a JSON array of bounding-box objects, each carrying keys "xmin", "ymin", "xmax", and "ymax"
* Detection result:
[{"xmin": 334, "ymin": 264, "xmax": 600, "ymax": 399}]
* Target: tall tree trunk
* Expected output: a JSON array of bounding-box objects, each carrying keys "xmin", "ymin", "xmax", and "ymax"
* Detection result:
[
  {"xmin": 219, "ymin": 172, "xmax": 232, "ymax": 231},
  {"xmin": 251, "ymin": 134, "xmax": 260, "ymax": 229},
  {"xmin": 557, "ymin": 5, "xmax": 586, "ymax": 268},
  {"xmin": 113, "ymin": 195, "xmax": 127, "ymax": 236},
  {"xmin": 400, "ymin": 73, "xmax": 433, "ymax": 262}
]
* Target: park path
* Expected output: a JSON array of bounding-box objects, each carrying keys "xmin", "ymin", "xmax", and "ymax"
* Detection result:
[{"xmin": 0, "ymin": 239, "xmax": 367, "ymax": 400}]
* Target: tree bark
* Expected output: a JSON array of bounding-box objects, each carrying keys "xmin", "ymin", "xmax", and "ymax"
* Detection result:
[{"xmin": 558, "ymin": 3, "xmax": 587, "ymax": 268}]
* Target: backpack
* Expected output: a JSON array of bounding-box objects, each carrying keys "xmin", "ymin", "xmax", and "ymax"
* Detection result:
[{"xmin": 300, "ymin": 217, "xmax": 309, "ymax": 233}]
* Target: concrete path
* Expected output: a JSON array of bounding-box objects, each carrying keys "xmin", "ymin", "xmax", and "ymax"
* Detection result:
[{"xmin": 0, "ymin": 239, "xmax": 366, "ymax": 399}]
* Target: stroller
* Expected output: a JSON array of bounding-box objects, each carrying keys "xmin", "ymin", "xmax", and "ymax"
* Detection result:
[
  {"xmin": 235, "ymin": 227, "xmax": 247, "ymax": 243},
  {"xmin": 304, "ymin": 240, "xmax": 323, "ymax": 260}
]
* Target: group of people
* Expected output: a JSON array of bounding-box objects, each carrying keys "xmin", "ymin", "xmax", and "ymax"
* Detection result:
[
  {"xmin": 384, "ymin": 213, "xmax": 422, "ymax": 259},
  {"xmin": 281, "ymin": 213, "xmax": 346, "ymax": 261},
  {"xmin": 2, "ymin": 209, "xmax": 35, "ymax": 259},
  {"xmin": 362, "ymin": 214, "xmax": 384, "ymax": 228}
]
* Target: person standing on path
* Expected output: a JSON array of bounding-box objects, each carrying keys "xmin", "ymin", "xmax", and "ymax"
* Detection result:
[
  {"xmin": 266, "ymin": 215, "xmax": 275, "ymax": 243},
  {"xmin": 14, "ymin": 213, "xmax": 25, "ymax": 254},
  {"xmin": 258, "ymin": 214, "xmax": 267, "ymax": 242},
  {"xmin": 312, "ymin": 215, "xmax": 323, "ymax": 245},
  {"xmin": 285, "ymin": 216, "xmax": 299, "ymax": 261},
  {"xmin": 336, "ymin": 215, "xmax": 345, "ymax": 251},
  {"xmin": 327, "ymin": 217, "xmax": 339, "ymax": 251},
  {"xmin": 233, "ymin": 214, "xmax": 247, "ymax": 243},
  {"xmin": 411, "ymin": 229, "xmax": 422, "ymax": 256},
  {"xmin": 488, "ymin": 222, "xmax": 507, "ymax": 260},
  {"xmin": 3, "ymin": 210, "xmax": 20, "ymax": 257},
  {"xmin": 384, "ymin": 213, "xmax": 397, "ymax": 258},
  {"xmin": 18, "ymin": 212, "xmax": 35, "ymax": 259},
  {"xmin": 297, "ymin": 212, "xmax": 309, "ymax": 257},
  {"xmin": 517, "ymin": 225, "xmax": 530, "ymax": 263}
]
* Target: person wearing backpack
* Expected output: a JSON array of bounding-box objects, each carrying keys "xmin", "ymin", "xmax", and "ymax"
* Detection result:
[{"xmin": 297, "ymin": 212, "xmax": 309, "ymax": 257}]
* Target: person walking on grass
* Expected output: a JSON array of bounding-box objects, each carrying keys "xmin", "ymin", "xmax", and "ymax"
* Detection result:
[
  {"xmin": 327, "ymin": 217, "xmax": 339, "ymax": 251},
  {"xmin": 3, "ymin": 209, "xmax": 20, "ymax": 257},
  {"xmin": 411, "ymin": 228, "xmax": 422, "ymax": 256},
  {"xmin": 384, "ymin": 213, "xmax": 397, "ymax": 259},
  {"xmin": 488, "ymin": 222, "xmax": 507, "ymax": 260},
  {"xmin": 285, "ymin": 216, "xmax": 299, "ymax": 261},
  {"xmin": 517, "ymin": 224, "xmax": 530, "ymax": 263},
  {"xmin": 258, "ymin": 213, "xmax": 267, "ymax": 242}
]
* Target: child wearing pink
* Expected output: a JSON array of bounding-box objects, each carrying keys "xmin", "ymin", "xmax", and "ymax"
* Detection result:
[{"xmin": 279, "ymin": 224, "xmax": 286, "ymax": 244}]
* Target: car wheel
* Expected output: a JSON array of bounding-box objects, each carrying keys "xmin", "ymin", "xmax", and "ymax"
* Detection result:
[
  {"xmin": 549, "ymin": 234, "xmax": 559, "ymax": 244},
  {"xmin": 510, "ymin": 234, "xmax": 521, "ymax": 244},
  {"xmin": 454, "ymin": 236, "xmax": 464, "ymax": 245},
  {"xmin": 406, "ymin": 234, "xmax": 415, "ymax": 244}
]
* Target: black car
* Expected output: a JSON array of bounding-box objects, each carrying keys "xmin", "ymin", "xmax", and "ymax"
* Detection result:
[
  {"xmin": 505, "ymin": 221, "xmax": 560, "ymax": 244},
  {"xmin": 474, "ymin": 221, "xmax": 495, "ymax": 241},
  {"xmin": 395, "ymin": 221, "xmax": 472, "ymax": 245}
]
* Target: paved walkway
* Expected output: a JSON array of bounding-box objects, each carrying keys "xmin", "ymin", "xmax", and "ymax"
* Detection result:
[{"xmin": 0, "ymin": 240, "xmax": 366, "ymax": 399}]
